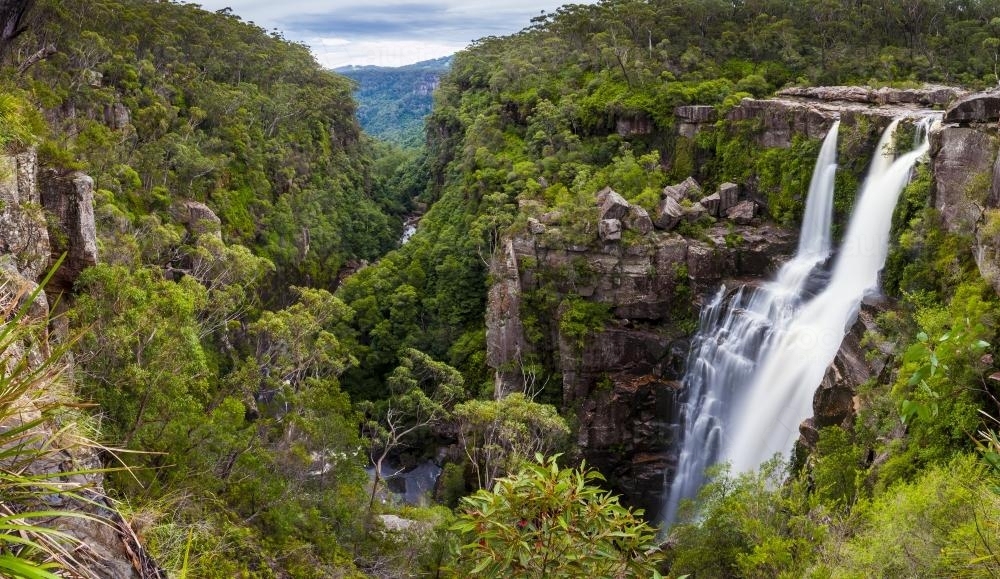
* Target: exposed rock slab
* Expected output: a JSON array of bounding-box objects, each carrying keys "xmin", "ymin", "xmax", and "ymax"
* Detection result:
[
  {"xmin": 599, "ymin": 218, "xmax": 622, "ymax": 241},
  {"xmin": 778, "ymin": 84, "xmax": 965, "ymax": 107},
  {"xmin": 944, "ymin": 91, "xmax": 1000, "ymax": 124}
]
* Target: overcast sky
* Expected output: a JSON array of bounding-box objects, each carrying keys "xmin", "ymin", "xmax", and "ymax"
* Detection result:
[{"xmin": 186, "ymin": 1, "xmax": 586, "ymax": 68}]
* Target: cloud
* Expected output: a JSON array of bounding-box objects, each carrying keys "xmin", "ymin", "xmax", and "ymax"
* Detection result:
[
  {"xmin": 313, "ymin": 38, "xmax": 465, "ymax": 68},
  {"xmin": 277, "ymin": 2, "xmax": 533, "ymax": 43},
  {"xmin": 185, "ymin": 0, "xmax": 580, "ymax": 66}
]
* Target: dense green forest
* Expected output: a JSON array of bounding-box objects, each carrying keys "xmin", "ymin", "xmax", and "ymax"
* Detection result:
[
  {"xmin": 0, "ymin": 0, "xmax": 998, "ymax": 576},
  {"xmin": 337, "ymin": 57, "xmax": 451, "ymax": 148}
]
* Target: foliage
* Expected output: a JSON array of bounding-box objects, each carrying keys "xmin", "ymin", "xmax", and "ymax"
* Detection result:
[
  {"xmin": 452, "ymin": 393, "xmax": 570, "ymax": 490},
  {"xmin": 451, "ymin": 454, "xmax": 664, "ymax": 578},
  {"xmin": 338, "ymin": 57, "xmax": 451, "ymax": 147},
  {"xmin": 668, "ymin": 458, "xmax": 826, "ymax": 578},
  {"xmin": 558, "ymin": 296, "xmax": 612, "ymax": 351},
  {"xmin": 811, "ymin": 455, "xmax": 1000, "ymax": 578},
  {"xmin": 0, "ymin": 268, "xmax": 126, "ymax": 578}
]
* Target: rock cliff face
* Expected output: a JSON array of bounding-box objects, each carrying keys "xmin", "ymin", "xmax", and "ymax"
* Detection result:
[
  {"xmin": 486, "ymin": 84, "xmax": 1000, "ymax": 519},
  {"xmin": 488, "ymin": 206, "xmax": 796, "ymax": 514},
  {"xmin": 0, "ymin": 148, "xmax": 155, "ymax": 577}
]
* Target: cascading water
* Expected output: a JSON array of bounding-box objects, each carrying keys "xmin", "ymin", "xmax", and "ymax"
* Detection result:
[
  {"xmin": 660, "ymin": 121, "xmax": 841, "ymax": 526},
  {"xmin": 722, "ymin": 116, "xmax": 935, "ymax": 474}
]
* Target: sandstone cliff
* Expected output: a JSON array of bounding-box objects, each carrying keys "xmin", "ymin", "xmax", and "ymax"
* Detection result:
[
  {"xmin": 0, "ymin": 147, "xmax": 157, "ymax": 577},
  {"xmin": 486, "ymin": 85, "xmax": 1000, "ymax": 518}
]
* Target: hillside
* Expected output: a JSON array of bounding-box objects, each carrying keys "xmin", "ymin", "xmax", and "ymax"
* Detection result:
[{"xmin": 337, "ymin": 57, "xmax": 452, "ymax": 147}]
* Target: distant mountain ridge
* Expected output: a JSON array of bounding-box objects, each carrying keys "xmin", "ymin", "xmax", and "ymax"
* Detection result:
[{"xmin": 336, "ymin": 56, "xmax": 452, "ymax": 147}]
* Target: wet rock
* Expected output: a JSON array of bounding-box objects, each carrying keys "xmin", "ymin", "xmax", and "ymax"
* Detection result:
[
  {"xmin": 799, "ymin": 418, "xmax": 820, "ymax": 447},
  {"xmin": 599, "ymin": 218, "xmax": 622, "ymax": 241},
  {"xmin": 944, "ymin": 91, "xmax": 1000, "ymax": 124},
  {"xmin": 600, "ymin": 189, "xmax": 631, "ymax": 220},
  {"xmin": 624, "ymin": 205, "xmax": 653, "ymax": 234}
]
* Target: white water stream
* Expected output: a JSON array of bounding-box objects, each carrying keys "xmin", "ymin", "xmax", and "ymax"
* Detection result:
[
  {"xmin": 660, "ymin": 121, "xmax": 841, "ymax": 526},
  {"xmin": 662, "ymin": 116, "xmax": 936, "ymax": 527}
]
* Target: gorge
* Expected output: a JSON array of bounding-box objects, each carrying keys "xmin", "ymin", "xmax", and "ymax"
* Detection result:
[{"xmin": 4, "ymin": 0, "xmax": 1000, "ymax": 576}]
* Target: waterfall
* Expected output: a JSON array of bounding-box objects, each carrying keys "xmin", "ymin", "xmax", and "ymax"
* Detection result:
[
  {"xmin": 722, "ymin": 116, "xmax": 934, "ymax": 474},
  {"xmin": 661, "ymin": 116, "xmax": 938, "ymax": 528},
  {"xmin": 660, "ymin": 121, "xmax": 841, "ymax": 526}
]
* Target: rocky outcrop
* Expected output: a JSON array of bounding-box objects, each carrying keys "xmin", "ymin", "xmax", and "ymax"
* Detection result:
[
  {"xmin": 943, "ymin": 91, "xmax": 1000, "ymax": 124},
  {"xmin": 486, "ymin": 220, "xmax": 796, "ymax": 514},
  {"xmin": 39, "ymin": 169, "xmax": 98, "ymax": 293},
  {"xmin": 0, "ymin": 148, "xmax": 152, "ymax": 577},
  {"xmin": 173, "ymin": 199, "xmax": 222, "ymax": 238},
  {"xmin": 0, "ymin": 149, "xmax": 50, "ymax": 281},
  {"xmin": 662, "ymin": 176, "xmax": 702, "ymax": 202},
  {"xmin": 727, "ymin": 85, "xmax": 952, "ymax": 148},
  {"xmin": 675, "ymin": 105, "xmax": 717, "ymax": 138},
  {"xmin": 778, "ymin": 84, "xmax": 965, "ymax": 107},
  {"xmin": 931, "ymin": 97, "xmax": 1000, "ymax": 293},
  {"xmin": 488, "ymin": 84, "xmax": 1000, "ymax": 519}
]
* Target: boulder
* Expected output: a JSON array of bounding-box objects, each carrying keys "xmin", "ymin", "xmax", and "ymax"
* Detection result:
[
  {"xmin": 624, "ymin": 205, "xmax": 653, "ymax": 234},
  {"xmin": 598, "ymin": 218, "xmax": 622, "ymax": 241},
  {"xmin": 944, "ymin": 91, "xmax": 1000, "ymax": 124},
  {"xmin": 174, "ymin": 200, "xmax": 222, "ymax": 238},
  {"xmin": 595, "ymin": 186, "xmax": 614, "ymax": 205},
  {"xmin": 683, "ymin": 202, "xmax": 708, "ymax": 221},
  {"xmin": 527, "ymin": 218, "xmax": 546, "ymax": 234},
  {"xmin": 600, "ymin": 190, "xmax": 631, "ymax": 220},
  {"xmin": 726, "ymin": 200, "xmax": 758, "ymax": 225},
  {"xmin": 718, "ymin": 182, "xmax": 740, "ymax": 214},
  {"xmin": 653, "ymin": 197, "xmax": 684, "ymax": 230},
  {"xmin": 699, "ymin": 193, "xmax": 721, "ymax": 217},
  {"xmin": 661, "ymin": 176, "xmax": 702, "ymax": 202}
]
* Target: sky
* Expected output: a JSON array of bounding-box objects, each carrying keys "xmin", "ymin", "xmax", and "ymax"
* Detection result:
[{"xmin": 186, "ymin": 1, "xmax": 587, "ymax": 68}]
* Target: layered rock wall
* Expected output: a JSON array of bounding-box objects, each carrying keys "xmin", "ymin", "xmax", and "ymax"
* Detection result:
[{"xmin": 487, "ymin": 85, "xmax": 1000, "ymax": 518}]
